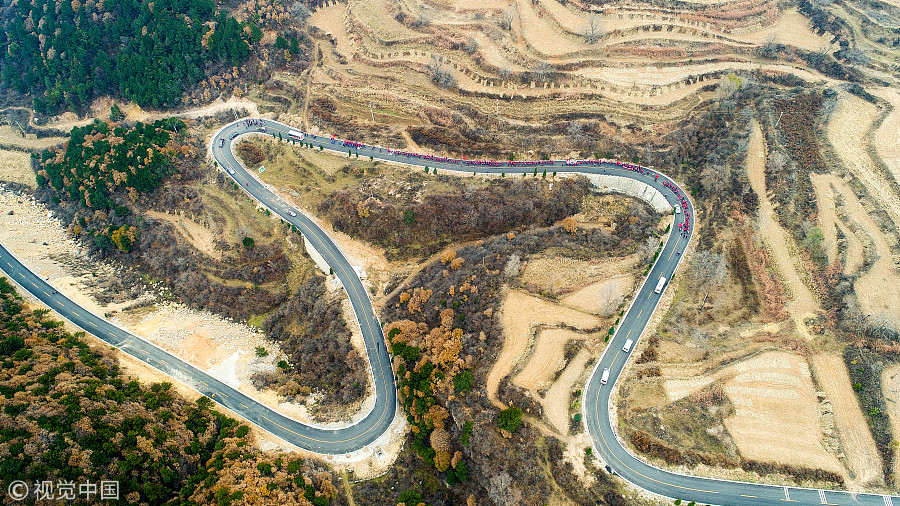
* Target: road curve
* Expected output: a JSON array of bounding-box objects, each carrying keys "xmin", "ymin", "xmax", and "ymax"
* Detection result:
[{"xmin": 2, "ymin": 117, "xmax": 897, "ymax": 505}]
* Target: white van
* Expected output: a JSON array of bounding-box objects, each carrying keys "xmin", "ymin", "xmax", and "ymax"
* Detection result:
[
  {"xmin": 674, "ymin": 205, "xmax": 680, "ymax": 214},
  {"xmin": 600, "ymin": 368, "xmax": 610, "ymax": 385},
  {"xmin": 654, "ymin": 276, "xmax": 667, "ymax": 294},
  {"xmin": 622, "ymin": 339, "xmax": 634, "ymax": 353}
]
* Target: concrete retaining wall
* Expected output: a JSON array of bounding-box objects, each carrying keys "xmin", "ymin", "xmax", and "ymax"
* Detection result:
[
  {"xmin": 583, "ymin": 174, "xmax": 672, "ymax": 213},
  {"xmin": 303, "ymin": 235, "xmax": 332, "ymax": 275}
]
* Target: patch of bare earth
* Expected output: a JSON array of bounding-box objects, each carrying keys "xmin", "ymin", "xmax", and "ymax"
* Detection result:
[
  {"xmin": 561, "ymin": 275, "xmax": 634, "ymax": 316},
  {"xmin": 145, "ymin": 210, "xmax": 222, "ymax": 259},
  {"xmin": 489, "ymin": 289, "xmax": 601, "ymax": 407},
  {"xmin": 721, "ymin": 352, "xmax": 845, "ymax": 477},
  {"xmin": 0, "ymin": 125, "xmax": 64, "ymax": 150},
  {"xmin": 0, "ymin": 150, "xmax": 37, "ymax": 187},
  {"xmin": 810, "ymin": 174, "xmax": 864, "ymax": 275},
  {"xmin": 746, "ymin": 119, "xmax": 820, "ymax": 336},
  {"xmin": 826, "ymin": 93, "xmax": 900, "ymax": 231},
  {"xmin": 870, "ymin": 87, "xmax": 900, "ymax": 185},
  {"xmin": 815, "ymin": 174, "xmax": 900, "ymax": 324},
  {"xmin": 810, "ymin": 354, "xmax": 883, "ymax": 488},
  {"xmin": 543, "ymin": 349, "xmax": 592, "ymax": 434},
  {"xmin": 513, "ymin": 328, "xmax": 587, "ymax": 392},
  {"xmin": 520, "ymin": 254, "xmax": 640, "ymax": 296},
  {"xmin": 738, "ymin": 8, "xmax": 831, "ymax": 51}
]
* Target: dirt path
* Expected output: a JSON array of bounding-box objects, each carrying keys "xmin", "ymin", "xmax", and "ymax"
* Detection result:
[
  {"xmin": 489, "ymin": 289, "xmax": 600, "ymax": 407},
  {"xmin": 810, "ymin": 354, "xmax": 883, "ymax": 487},
  {"xmin": 746, "ymin": 119, "xmax": 819, "ymax": 336},
  {"xmin": 826, "ymin": 93, "xmax": 900, "ymax": 231},
  {"xmin": 870, "ymin": 87, "xmax": 900, "ymax": 186}
]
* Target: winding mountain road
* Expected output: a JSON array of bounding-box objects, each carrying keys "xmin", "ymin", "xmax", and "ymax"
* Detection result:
[{"xmin": 2, "ymin": 118, "xmax": 897, "ymax": 505}]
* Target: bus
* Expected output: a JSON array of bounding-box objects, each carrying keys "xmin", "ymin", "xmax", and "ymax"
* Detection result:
[
  {"xmin": 287, "ymin": 130, "xmax": 305, "ymax": 142},
  {"xmin": 654, "ymin": 276, "xmax": 667, "ymax": 294}
]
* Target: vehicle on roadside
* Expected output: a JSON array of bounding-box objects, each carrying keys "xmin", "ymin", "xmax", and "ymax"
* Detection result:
[
  {"xmin": 601, "ymin": 368, "xmax": 610, "ymax": 385},
  {"xmin": 227, "ymin": 168, "xmax": 235, "ymax": 175},
  {"xmin": 261, "ymin": 126, "xmax": 267, "ymax": 133},
  {"xmin": 674, "ymin": 205, "xmax": 680, "ymax": 214},
  {"xmin": 654, "ymin": 276, "xmax": 667, "ymax": 294},
  {"xmin": 622, "ymin": 339, "xmax": 634, "ymax": 353}
]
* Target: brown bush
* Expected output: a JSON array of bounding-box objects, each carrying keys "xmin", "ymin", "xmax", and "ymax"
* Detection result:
[{"xmin": 236, "ymin": 140, "xmax": 266, "ymax": 166}]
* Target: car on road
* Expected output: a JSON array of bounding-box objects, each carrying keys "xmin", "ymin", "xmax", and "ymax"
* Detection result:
[
  {"xmin": 230, "ymin": 133, "xmax": 238, "ymax": 140},
  {"xmin": 227, "ymin": 168, "xmax": 235, "ymax": 175},
  {"xmin": 219, "ymin": 138, "xmax": 225, "ymax": 147},
  {"xmin": 288, "ymin": 211, "xmax": 296, "ymax": 217},
  {"xmin": 654, "ymin": 276, "xmax": 667, "ymax": 294},
  {"xmin": 622, "ymin": 339, "xmax": 634, "ymax": 353},
  {"xmin": 601, "ymin": 368, "xmax": 610, "ymax": 385}
]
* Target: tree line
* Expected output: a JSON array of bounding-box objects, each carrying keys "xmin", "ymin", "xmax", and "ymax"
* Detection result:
[
  {"xmin": 0, "ymin": 276, "xmax": 340, "ymax": 505},
  {"xmin": 1, "ymin": 0, "xmax": 253, "ymax": 114},
  {"xmin": 35, "ymin": 118, "xmax": 185, "ymax": 252}
]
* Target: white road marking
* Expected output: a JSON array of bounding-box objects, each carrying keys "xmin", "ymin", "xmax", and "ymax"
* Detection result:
[
  {"xmin": 784, "ymin": 487, "xmax": 790, "ymax": 501},
  {"xmin": 885, "ymin": 496, "xmax": 894, "ymax": 506},
  {"xmin": 819, "ymin": 490, "xmax": 826, "ymax": 504}
]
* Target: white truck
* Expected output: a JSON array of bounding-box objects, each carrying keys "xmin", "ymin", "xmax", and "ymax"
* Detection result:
[
  {"xmin": 622, "ymin": 339, "xmax": 634, "ymax": 353},
  {"xmin": 654, "ymin": 276, "xmax": 667, "ymax": 294},
  {"xmin": 600, "ymin": 368, "xmax": 610, "ymax": 385}
]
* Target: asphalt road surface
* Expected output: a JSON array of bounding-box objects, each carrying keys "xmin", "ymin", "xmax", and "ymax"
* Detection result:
[{"xmin": 2, "ymin": 117, "xmax": 897, "ymax": 505}]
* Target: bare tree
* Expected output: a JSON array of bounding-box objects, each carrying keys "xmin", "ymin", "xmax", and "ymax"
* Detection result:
[
  {"xmin": 532, "ymin": 61, "xmax": 552, "ymax": 82},
  {"xmin": 582, "ymin": 15, "xmax": 603, "ymax": 44},
  {"xmin": 600, "ymin": 280, "xmax": 625, "ymax": 317},
  {"xmin": 411, "ymin": 11, "xmax": 430, "ymax": 27},
  {"xmin": 501, "ymin": 6, "xmax": 516, "ymax": 30},
  {"xmin": 717, "ymin": 74, "xmax": 742, "ymax": 98},
  {"xmin": 463, "ymin": 37, "xmax": 478, "ymax": 54},
  {"xmin": 700, "ymin": 164, "xmax": 729, "ymax": 195},
  {"xmin": 428, "ymin": 55, "xmax": 457, "ymax": 88},
  {"xmin": 638, "ymin": 236, "xmax": 658, "ymax": 264},
  {"xmin": 690, "ymin": 249, "xmax": 728, "ymax": 312},
  {"xmin": 867, "ymin": 316, "xmax": 899, "ymax": 342}
]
